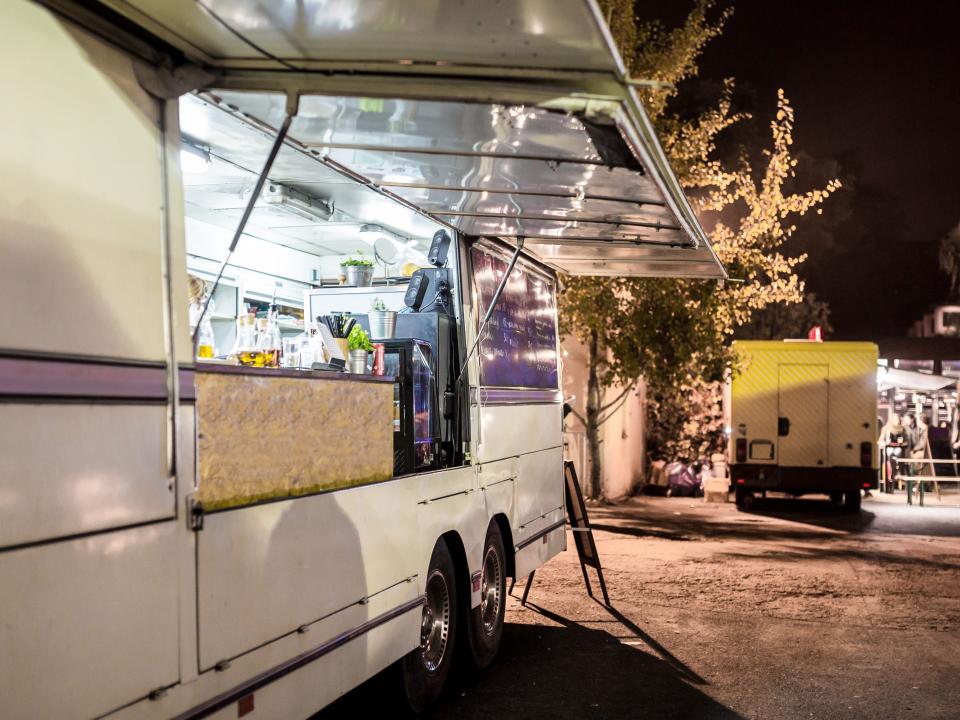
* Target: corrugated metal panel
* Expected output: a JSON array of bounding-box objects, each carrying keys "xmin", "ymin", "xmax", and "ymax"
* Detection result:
[{"xmin": 101, "ymin": 0, "xmax": 621, "ymax": 72}]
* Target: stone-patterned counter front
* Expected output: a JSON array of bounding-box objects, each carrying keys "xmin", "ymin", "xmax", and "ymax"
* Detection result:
[{"xmin": 194, "ymin": 367, "xmax": 394, "ymax": 510}]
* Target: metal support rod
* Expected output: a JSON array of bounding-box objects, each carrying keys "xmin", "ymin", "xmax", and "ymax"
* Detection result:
[
  {"xmin": 433, "ymin": 210, "xmax": 680, "ymax": 231},
  {"xmin": 455, "ymin": 238, "xmax": 525, "ymax": 388},
  {"xmin": 303, "ymin": 141, "xmax": 609, "ymax": 166},
  {"xmin": 377, "ymin": 181, "xmax": 665, "ymax": 207},
  {"xmin": 192, "ymin": 97, "xmax": 299, "ymax": 346}
]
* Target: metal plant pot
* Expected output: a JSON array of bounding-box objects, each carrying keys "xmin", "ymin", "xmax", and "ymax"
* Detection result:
[
  {"xmin": 342, "ymin": 264, "xmax": 373, "ymax": 287},
  {"xmin": 348, "ymin": 349, "xmax": 368, "ymax": 374},
  {"xmin": 368, "ymin": 310, "xmax": 397, "ymax": 339}
]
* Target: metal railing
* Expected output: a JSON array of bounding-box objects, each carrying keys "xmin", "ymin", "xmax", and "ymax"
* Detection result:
[{"xmin": 893, "ymin": 457, "xmax": 960, "ymax": 507}]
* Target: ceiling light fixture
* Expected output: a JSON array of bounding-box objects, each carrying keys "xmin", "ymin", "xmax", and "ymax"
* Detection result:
[
  {"xmin": 359, "ymin": 223, "xmax": 387, "ymax": 244},
  {"xmin": 262, "ymin": 183, "xmax": 334, "ymax": 222}
]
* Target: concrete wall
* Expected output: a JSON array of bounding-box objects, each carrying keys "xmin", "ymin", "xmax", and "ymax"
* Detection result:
[{"xmin": 561, "ymin": 336, "xmax": 647, "ymax": 499}]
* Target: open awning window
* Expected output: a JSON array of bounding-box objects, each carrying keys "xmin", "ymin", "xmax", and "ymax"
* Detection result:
[
  {"xmin": 103, "ymin": 0, "xmax": 725, "ymax": 279},
  {"xmin": 878, "ymin": 367, "xmax": 957, "ymax": 393}
]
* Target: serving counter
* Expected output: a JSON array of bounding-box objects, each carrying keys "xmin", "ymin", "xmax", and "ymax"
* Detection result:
[{"xmin": 193, "ymin": 364, "xmax": 395, "ymax": 510}]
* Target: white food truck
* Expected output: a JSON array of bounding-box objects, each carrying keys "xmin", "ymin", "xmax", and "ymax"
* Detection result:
[{"xmin": 0, "ymin": 1, "xmax": 724, "ymax": 718}]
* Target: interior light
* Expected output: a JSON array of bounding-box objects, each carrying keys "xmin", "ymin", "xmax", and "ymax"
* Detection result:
[
  {"xmin": 359, "ymin": 223, "xmax": 386, "ymax": 244},
  {"xmin": 262, "ymin": 183, "xmax": 333, "ymax": 222}
]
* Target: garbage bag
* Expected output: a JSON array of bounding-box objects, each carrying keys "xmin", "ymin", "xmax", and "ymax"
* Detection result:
[{"xmin": 666, "ymin": 462, "xmax": 701, "ymax": 497}]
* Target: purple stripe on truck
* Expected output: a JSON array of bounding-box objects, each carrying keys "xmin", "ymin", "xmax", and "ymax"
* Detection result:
[{"xmin": 0, "ymin": 355, "xmax": 194, "ymax": 401}]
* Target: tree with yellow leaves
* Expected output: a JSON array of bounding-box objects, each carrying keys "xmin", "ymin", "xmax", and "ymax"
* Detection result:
[{"xmin": 561, "ymin": 1, "xmax": 841, "ymax": 495}]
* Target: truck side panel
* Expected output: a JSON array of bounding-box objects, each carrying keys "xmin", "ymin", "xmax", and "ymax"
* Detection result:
[
  {"xmin": 0, "ymin": 524, "xmax": 180, "ymax": 719},
  {"xmin": 196, "ymin": 477, "xmax": 419, "ymax": 669},
  {"xmin": 0, "ymin": 0, "xmax": 167, "ymax": 362},
  {"xmin": 0, "ymin": 403, "xmax": 173, "ymax": 547},
  {"xmin": 0, "ymin": 3, "xmax": 180, "ymax": 717}
]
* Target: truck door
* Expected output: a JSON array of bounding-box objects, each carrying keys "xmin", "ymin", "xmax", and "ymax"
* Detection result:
[{"xmin": 778, "ymin": 364, "xmax": 829, "ymax": 467}]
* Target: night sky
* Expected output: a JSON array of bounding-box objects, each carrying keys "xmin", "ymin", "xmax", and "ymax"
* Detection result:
[{"xmin": 639, "ymin": 0, "xmax": 960, "ymax": 339}]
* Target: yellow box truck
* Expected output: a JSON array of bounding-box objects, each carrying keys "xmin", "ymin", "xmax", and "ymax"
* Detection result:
[{"xmin": 726, "ymin": 341, "xmax": 878, "ymax": 512}]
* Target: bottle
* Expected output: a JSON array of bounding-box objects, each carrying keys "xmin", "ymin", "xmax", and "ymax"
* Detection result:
[
  {"xmin": 196, "ymin": 314, "xmax": 216, "ymax": 359},
  {"xmin": 189, "ymin": 288, "xmax": 217, "ymax": 360},
  {"xmin": 233, "ymin": 312, "xmax": 260, "ymax": 366},
  {"xmin": 257, "ymin": 302, "xmax": 283, "ymax": 368}
]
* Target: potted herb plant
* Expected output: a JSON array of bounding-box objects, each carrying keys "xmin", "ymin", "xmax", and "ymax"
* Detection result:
[
  {"xmin": 347, "ymin": 325, "xmax": 373, "ymax": 374},
  {"xmin": 340, "ymin": 253, "xmax": 374, "ymax": 287},
  {"xmin": 368, "ymin": 296, "xmax": 397, "ymax": 339}
]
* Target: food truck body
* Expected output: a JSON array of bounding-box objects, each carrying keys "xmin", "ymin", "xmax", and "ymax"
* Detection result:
[
  {"xmin": 727, "ymin": 341, "xmax": 879, "ymax": 512},
  {"xmin": 0, "ymin": 1, "xmax": 724, "ymax": 717}
]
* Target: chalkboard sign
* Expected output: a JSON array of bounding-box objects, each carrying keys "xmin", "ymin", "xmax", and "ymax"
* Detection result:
[
  {"xmin": 517, "ymin": 460, "xmax": 609, "ymax": 607},
  {"xmin": 565, "ymin": 460, "xmax": 599, "ymax": 569},
  {"xmin": 928, "ymin": 426, "xmax": 957, "ymax": 477},
  {"xmin": 471, "ymin": 245, "xmax": 558, "ymax": 389}
]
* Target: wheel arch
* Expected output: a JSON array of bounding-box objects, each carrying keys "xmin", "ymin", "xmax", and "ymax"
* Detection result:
[
  {"xmin": 439, "ymin": 530, "xmax": 471, "ymax": 609},
  {"xmin": 490, "ymin": 513, "xmax": 516, "ymax": 580}
]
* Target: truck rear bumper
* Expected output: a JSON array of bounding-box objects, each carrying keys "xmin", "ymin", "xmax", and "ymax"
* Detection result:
[{"xmin": 730, "ymin": 464, "xmax": 878, "ymax": 492}]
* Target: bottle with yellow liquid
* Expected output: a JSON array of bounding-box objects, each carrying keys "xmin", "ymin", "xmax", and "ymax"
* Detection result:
[
  {"xmin": 196, "ymin": 315, "xmax": 216, "ymax": 359},
  {"xmin": 233, "ymin": 313, "xmax": 261, "ymax": 366},
  {"xmin": 257, "ymin": 303, "xmax": 283, "ymax": 369},
  {"xmin": 189, "ymin": 294, "xmax": 217, "ymax": 360}
]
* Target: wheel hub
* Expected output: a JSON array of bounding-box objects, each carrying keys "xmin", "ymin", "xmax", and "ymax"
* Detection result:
[
  {"xmin": 479, "ymin": 545, "xmax": 502, "ymax": 636},
  {"xmin": 419, "ymin": 568, "xmax": 450, "ymax": 672}
]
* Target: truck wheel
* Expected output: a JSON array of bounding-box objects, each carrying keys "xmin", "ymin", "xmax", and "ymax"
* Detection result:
[
  {"xmin": 403, "ymin": 538, "xmax": 457, "ymax": 713},
  {"xmin": 465, "ymin": 523, "xmax": 507, "ymax": 669},
  {"xmin": 829, "ymin": 491, "xmax": 844, "ymax": 506},
  {"xmin": 843, "ymin": 491, "xmax": 862, "ymax": 513},
  {"xmin": 735, "ymin": 488, "xmax": 752, "ymax": 510}
]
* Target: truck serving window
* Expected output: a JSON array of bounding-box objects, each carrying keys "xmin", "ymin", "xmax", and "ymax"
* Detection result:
[{"xmin": 471, "ymin": 245, "xmax": 558, "ymax": 389}]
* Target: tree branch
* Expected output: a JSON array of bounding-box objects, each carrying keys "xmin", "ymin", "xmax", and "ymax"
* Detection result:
[
  {"xmin": 566, "ymin": 406, "xmax": 586, "ymax": 426},
  {"xmin": 599, "ymin": 381, "xmax": 637, "ymax": 414}
]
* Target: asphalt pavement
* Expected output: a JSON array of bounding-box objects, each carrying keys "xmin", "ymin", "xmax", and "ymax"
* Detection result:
[{"xmin": 319, "ymin": 493, "xmax": 960, "ymax": 719}]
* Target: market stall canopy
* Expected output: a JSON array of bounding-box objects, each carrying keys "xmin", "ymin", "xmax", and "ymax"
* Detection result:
[
  {"xmin": 878, "ymin": 367, "xmax": 958, "ymax": 393},
  {"xmin": 94, "ymin": 0, "xmax": 725, "ymax": 279}
]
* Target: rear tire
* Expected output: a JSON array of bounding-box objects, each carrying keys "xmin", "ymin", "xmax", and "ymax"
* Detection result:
[
  {"xmin": 403, "ymin": 538, "xmax": 457, "ymax": 714},
  {"xmin": 829, "ymin": 491, "xmax": 844, "ymax": 506},
  {"xmin": 735, "ymin": 488, "xmax": 752, "ymax": 510},
  {"xmin": 464, "ymin": 523, "xmax": 507, "ymax": 669},
  {"xmin": 843, "ymin": 491, "xmax": 862, "ymax": 513}
]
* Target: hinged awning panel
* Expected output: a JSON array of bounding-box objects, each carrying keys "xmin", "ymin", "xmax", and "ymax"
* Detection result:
[
  {"xmin": 100, "ymin": 0, "xmax": 724, "ymax": 279},
  {"xmin": 102, "ymin": 0, "xmax": 621, "ymax": 72}
]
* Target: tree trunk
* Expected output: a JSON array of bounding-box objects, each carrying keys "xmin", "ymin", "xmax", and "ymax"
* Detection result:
[{"xmin": 585, "ymin": 328, "xmax": 603, "ymax": 500}]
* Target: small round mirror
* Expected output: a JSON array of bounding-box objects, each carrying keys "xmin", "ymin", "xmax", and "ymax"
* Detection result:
[{"xmin": 373, "ymin": 236, "xmax": 400, "ymax": 265}]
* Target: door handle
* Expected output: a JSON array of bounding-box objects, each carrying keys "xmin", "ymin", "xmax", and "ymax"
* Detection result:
[{"xmin": 778, "ymin": 417, "xmax": 790, "ymax": 436}]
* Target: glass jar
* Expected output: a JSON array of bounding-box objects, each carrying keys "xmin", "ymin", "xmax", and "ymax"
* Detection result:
[
  {"xmin": 257, "ymin": 304, "xmax": 282, "ymax": 368},
  {"xmin": 233, "ymin": 313, "xmax": 260, "ymax": 366}
]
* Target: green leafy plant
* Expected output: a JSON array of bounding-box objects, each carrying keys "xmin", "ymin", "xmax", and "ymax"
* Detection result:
[
  {"xmin": 341, "ymin": 253, "xmax": 373, "ymax": 267},
  {"xmin": 347, "ymin": 325, "xmax": 373, "ymax": 352},
  {"xmin": 370, "ymin": 297, "xmax": 388, "ymax": 312}
]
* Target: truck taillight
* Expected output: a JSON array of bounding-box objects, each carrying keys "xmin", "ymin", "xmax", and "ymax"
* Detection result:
[
  {"xmin": 860, "ymin": 441, "xmax": 872, "ymax": 467},
  {"xmin": 736, "ymin": 438, "xmax": 747, "ymax": 463}
]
